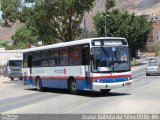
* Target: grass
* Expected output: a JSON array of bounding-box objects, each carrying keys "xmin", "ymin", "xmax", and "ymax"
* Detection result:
[{"xmin": 131, "ymin": 59, "xmax": 141, "ymax": 66}]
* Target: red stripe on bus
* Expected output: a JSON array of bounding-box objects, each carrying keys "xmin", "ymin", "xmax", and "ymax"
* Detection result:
[
  {"xmin": 91, "ymin": 74, "xmax": 131, "ymax": 79},
  {"xmin": 23, "ymin": 74, "xmax": 131, "ymax": 80}
]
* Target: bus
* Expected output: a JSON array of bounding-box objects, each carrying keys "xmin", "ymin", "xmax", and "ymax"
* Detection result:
[
  {"xmin": 23, "ymin": 37, "xmax": 132, "ymax": 94},
  {"xmin": 6, "ymin": 57, "xmax": 23, "ymax": 81}
]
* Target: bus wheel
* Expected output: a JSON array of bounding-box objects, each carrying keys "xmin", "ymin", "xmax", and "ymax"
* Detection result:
[
  {"xmin": 11, "ymin": 78, "xmax": 14, "ymax": 81},
  {"xmin": 69, "ymin": 79, "xmax": 79, "ymax": 95},
  {"xmin": 36, "ymin": 78, "xmax": 43, "ymax": 91},
  {"xmin": 100, "ymin": 89, "xmax": 111, "ymax": 94}
]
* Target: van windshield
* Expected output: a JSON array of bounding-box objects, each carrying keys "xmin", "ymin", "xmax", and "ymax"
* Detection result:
[{"xmin": 9, "ymin": 60, "xmax": 22, "ymax": 67}]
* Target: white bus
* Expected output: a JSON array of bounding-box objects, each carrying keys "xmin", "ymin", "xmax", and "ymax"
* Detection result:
[
  {"xmin": 23, "ymin": 37, "xmax": 132, "ymax": 94},
  {"xmin": 6, "ymin": 57, "xmax": 23, "ymax": 81}
]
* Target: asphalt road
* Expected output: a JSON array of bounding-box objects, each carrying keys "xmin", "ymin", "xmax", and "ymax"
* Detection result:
[{"xmin": 0, "ymin": 59, "xmax": 160, "ymax": 114}]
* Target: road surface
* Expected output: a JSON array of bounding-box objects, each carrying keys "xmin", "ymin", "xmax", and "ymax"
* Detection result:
[{"xmin": 0, "ymin": 60, "xmax": 160, "ymax": 114}]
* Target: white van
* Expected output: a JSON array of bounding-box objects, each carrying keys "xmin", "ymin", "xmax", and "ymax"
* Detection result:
[{"xmin": 6, "ymin": 57, "xmax": 23, "ymax": 81}]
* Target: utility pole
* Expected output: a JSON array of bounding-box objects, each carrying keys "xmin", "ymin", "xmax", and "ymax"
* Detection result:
[
  {"xmin": 101, "ymin": 15, "xmax": 109, "ymax": 37},
  {"xmin": 105, "ymin": 15, "xmax": 107, "ymax": 37},
  {"xmin": 84, "ymin": 14, "xmax": 87, "ymax": 38}
]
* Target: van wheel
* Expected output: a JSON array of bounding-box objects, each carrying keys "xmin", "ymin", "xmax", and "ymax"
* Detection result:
[
  {"xmin": 100, "ymin": 89, "xmax": 111, "ymax": 94},
  {"xmin": 69, "ymin": 78, "xmax": 79, "ymax": 95},
  {"xmin": 36, "ymin": 78, "xmax": 44, "ymax": 91},
  {"xmin": 19, "ymin": 77, "xmax": 23, "ymax": 80},
  {"xmin": 11, "ymin": 78, "xmax": 14, "ymax": 81}
]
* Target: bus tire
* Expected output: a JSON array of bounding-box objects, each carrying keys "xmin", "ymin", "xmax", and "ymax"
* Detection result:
[
  {"xmin": 36, "ymin": 78, "xmax": 44, "ymax": 91},
  {"xmin": 69, "ymin": 78, "xmax": 79, "ymax": 95},
  {"xmin": 11, "ymin": 78, "xmax": 14, "ymax": 81},
  {"xmin": 100, "ymin": 89, "xmax": 111, "ymax": 94}
]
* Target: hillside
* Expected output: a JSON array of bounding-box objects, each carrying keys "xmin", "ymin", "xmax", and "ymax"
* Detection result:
[
  {"xmin": 85, "ymin": 0, "xmax": 160, "ymax": 31},
  {"xmin": 115, "ymin": 0, "xmax": 160, "ymax": 15},
  {"xmin": 1, "ymin": 0, "xmax": 160, "ymax": 41}
]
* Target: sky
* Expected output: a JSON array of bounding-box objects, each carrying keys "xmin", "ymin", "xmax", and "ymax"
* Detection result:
[{"xmin": 0, "ymin": 11, "xmax": 2, "ymax": 19}]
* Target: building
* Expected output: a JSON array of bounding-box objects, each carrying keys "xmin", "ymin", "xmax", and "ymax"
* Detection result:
[{"xmin": 146, "ymin": 14, "xmax": 160, "ymax": 51}]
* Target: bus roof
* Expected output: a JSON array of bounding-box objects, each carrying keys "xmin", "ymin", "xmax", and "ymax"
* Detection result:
[{"xmin": 22, "ymin": 37, "xmax": 126, "ymax": 53}]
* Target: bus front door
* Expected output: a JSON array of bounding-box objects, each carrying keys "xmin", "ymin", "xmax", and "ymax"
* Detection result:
[{"xmin": 82, "ymin": 45, "xmax": 92, "ymax": 89}]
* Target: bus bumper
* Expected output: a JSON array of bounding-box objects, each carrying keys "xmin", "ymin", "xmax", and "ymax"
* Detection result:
[{"xmin": 92, "ymin": 80, "xmax": 132, "ymax": 90}]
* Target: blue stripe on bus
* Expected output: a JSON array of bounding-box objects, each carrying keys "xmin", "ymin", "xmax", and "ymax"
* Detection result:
[
  {"xmin": 96, "ymin": 77, "xmax": 130, "ymax": 83},
  {"xmin": 24, "ymin": 77, "xmax": 130, "ymax": 90},
  {"xmin": 41, "ymin": 78, "xmax": 88, "ymax": 90},
  {"xmin": 24, "ymin": 77, "xmax": 34, "ymax": 85}
]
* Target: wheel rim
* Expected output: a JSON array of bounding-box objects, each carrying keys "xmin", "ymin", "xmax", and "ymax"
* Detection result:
[
  {"xmin": 37, "ymin": 79, "xmax": 40, "ymax": 90},
  {"xmin": 71, "ymin": 82, "xmax": 76, "ymax": 91}
]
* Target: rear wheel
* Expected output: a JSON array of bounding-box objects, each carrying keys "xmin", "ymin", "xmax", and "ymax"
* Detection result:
[
  {"xmin": 69, "ymin": 78, "xmax": 79, "ymax": 95},
  {"xmin": 100, "ymin": 89, "xmax": 111, "ymax": 94},
  {"xmin": 36, "ymin": 78, "xmax": 44, "ymax": 91},
  {"xmin": 11, "ymin": 78, "xmax": 14, "ymax": 81}
]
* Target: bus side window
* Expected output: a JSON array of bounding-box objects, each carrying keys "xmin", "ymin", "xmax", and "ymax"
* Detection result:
[
  {"xmin": 69, "ymin": 46, "xmax": 81, "ymax": 65},
  {"xmin": 59, "ymin": 47, "xmax": 69, "ymax": 65},
  {"xmin": 82, "ymin": 46, "xmax": 89, "ymax": 65},
  {"xmin": 49, "ymin": 49, "xmax": 59, "ymax": 66}
]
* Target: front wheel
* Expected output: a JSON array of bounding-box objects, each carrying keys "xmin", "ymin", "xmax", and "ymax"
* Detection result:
[
  {"xmin": 36, "ymin": 78, "xmax": 44, "ymax": 91},
  {"xmin": 69, "ymin": 79, "xmax": 79, "ymax": 95},
  {"xmin": 100, "ymin": 89, "xmax": 111, "ymax": 94},
  {"xmin": 11, "ymin": 78, "xmax": 14, "ymax": 81}
]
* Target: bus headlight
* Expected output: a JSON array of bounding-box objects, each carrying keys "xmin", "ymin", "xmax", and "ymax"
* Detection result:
[
  {"xmin": 96, "ymin": 79, "xmax": 100, "ymax": 82},
  {"xmin": 93, "ymin": 79, "xmax": 97, "ymax": 82},
  {"xmin": 93, "ymin": 79, "xmax": 100, "ymax": 82}
]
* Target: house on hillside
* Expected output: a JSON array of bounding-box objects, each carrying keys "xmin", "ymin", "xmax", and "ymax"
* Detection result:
[{"xmin": 146, "ymin": 14, "xmax": 160, "ymax": 51}]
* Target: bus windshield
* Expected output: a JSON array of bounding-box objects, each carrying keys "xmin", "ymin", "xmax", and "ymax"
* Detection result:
[
  {"xmin": 9, "ymin": 60, "xmax": 22, "ymax": 67},
  {"xmin": 92, "ymin": 46, "xmax": 130, "ymax": 72}
]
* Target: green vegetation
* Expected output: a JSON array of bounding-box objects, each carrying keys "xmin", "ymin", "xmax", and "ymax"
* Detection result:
[
  {"xmin": 11, "ymin": 26, "xmax": 39, "ymax": 46},
  {"xmin": 1, "ymin": 0, "xmax": 96, "ymax": 46},
  {"xmin": 1, "ymin": 0, "xmax": 152, "ymax": 58},
  {"xmin": 93, "ymin": 10, "xmax": 151, "ymax": 58},
  {"xmin": 0, "ymin": 41, "xmax": 7, "ymax": 47},
  {"xmin": 131, "ymin": 59, "xmax": 141, "ymax": 66},
  {"xmin": 105, "ymin": 0, "xmax": 116, "ymax": 12}
]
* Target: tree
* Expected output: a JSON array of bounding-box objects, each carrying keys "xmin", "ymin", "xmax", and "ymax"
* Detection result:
[
  {"xmin": 1, "ymin": 0, "xmax": 95, "ymax": 45},
  {"xmin": 105, "ymin": 0, "xmax": 116, "ymax": 12},
  {"xmin": 1, "ymin": 0, "xmax": 21, "ymax": 26},
  {"xmin": 0, "ymin": 41, "xmax": 7, "ymax": 47},
  {"xmin": 94, "ymin": 10, "xmax": 151, "ymax": 57},
  {"xmin": 11, "ymin": 26, "xmax": 39, "ymax": 46}
]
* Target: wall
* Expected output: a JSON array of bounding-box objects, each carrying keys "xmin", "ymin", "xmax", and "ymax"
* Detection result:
[{"xmin": 0, "ymin": 48, "xmax": 23, "ymax": 66}]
